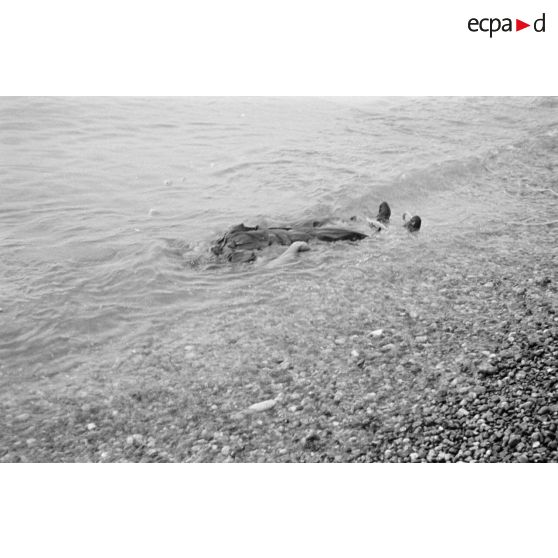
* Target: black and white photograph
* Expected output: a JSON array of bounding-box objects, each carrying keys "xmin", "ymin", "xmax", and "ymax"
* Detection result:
[
  {"xmin": 1, "ymin": 96, "xmax": 556, "ymax": 463},
  {"xmin": 1, "ymin": 2, "xmax": 557, "ymax": 556}
]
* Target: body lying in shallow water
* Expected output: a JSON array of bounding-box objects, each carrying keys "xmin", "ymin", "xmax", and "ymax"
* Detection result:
[
  {"xmin": 210, "ymin": 222, "xmax": 371, "ymax": 263},
  {"xmin": 210, "ymin": 202, "xmax": 420, "ymax": 265}
]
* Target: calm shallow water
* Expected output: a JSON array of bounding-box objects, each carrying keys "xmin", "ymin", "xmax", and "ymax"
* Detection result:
[{"xmin": 0, "ymin": 97, "xmax": 556, "ymax": 385}]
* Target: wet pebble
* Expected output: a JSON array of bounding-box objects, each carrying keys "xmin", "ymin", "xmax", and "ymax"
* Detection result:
[
  {"xmin": 478, "ymin": 362, "xmax": 497, "ymax": 376},
  {"xmin": 279, "ymin": 360, "xmax": 291, "ymax": 371},
  {"xmin": 248, "ymin": 399, "xmax": 277, "ymax": 413},
  {"xmin": 126, "ymin": 434, "xmax": 145, "ymax": 447}
]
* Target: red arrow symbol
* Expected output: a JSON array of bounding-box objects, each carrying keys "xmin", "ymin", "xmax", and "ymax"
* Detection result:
[{"xmin": 516, "ymin": 19, "xmax": 530, "ymax": 31}]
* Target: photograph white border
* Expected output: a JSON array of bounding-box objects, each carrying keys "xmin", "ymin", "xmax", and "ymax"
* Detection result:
[
  {"xmin": 0, "ymin": 1, "xmax": 555, "ymax": 95},
  {"xmin": 0, "ymin": 1, "xmax": 556, "ymax": 556}
]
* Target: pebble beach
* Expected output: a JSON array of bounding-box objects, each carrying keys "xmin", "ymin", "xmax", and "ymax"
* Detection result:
[
  {"xmin": 2, "ymin": 211, "xmax": 556, "ymax": 463},
  {"xmin": 0, "ymin": 97, "xmax": 556, "ymax": 462}
]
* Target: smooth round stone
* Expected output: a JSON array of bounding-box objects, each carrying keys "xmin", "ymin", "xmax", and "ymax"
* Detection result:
[{"xmin": 248, "ymin": 399, "xmax": 277, "ymax": 413}]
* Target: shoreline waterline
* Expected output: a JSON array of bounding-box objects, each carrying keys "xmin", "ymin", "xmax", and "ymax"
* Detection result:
[{"xmin": 0, "ymin": 97, "xmax": 557, "ymax": 462}]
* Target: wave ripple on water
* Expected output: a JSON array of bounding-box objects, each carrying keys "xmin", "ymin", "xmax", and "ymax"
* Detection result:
[{"xmin": 0, "ymin": 97, "xmax": 556, "ymax": 386}]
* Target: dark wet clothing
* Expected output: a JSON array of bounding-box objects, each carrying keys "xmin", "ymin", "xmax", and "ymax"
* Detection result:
[
  {"xmin": 211, "ymin": 223, "xmax": 368, "ymax": 263},
  {"xmin": 211, "ymin": 202, "xmax": 395, "ymax": 263}
]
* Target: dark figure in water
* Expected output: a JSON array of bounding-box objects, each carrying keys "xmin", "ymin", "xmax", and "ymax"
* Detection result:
[
  {"xmin": 211, "ymin": 202, "xmax": 421, "ymax": 264},
  {"xmin": 210, "ymin": 222, "xmax": 368, "ymax": 263}
]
